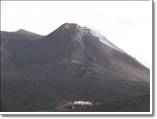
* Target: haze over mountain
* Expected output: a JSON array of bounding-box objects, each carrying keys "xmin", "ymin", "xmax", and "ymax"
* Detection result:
[{"xmin": 1, "ymin": 23, "xmax": 150, "ymax": 112}]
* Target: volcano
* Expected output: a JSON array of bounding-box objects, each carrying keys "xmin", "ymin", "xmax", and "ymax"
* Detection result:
[{"xmin": 1, "ymin": 23, "xmax": 150, "ymax": 112}]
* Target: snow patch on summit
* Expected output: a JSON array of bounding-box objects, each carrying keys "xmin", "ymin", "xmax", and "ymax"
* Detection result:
[{"xmin": 62, "ymin": 23, "xmax": 125, "ymax": 54}]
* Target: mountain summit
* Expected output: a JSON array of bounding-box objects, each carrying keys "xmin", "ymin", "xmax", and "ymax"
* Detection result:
[{"xmin": 1, "ymin": 23, "xmax": 150, "ymax": 112}]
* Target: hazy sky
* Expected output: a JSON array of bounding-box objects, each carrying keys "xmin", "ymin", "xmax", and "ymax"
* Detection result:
[{"xmin": 1, "ymin": 1, "xmax": 152, "ymax": 68}]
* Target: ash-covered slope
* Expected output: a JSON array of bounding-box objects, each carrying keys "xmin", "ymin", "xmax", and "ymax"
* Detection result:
[
  {"xmin": 1, "ymin": 30, "xmax": 43, "ymax": 71},
  {"xmin": 1, "ymin": 23, "xmax": 150, "ymax": 112}
]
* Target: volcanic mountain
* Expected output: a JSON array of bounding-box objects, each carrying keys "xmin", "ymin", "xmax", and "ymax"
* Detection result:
[{"xmin": 1, "ymin": 23, "xmax": 150, "ymax": 112}]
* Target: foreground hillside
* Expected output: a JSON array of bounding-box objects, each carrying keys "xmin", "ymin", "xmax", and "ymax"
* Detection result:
[{"xmin": 47, "ymin": 95, "xmax": 149, "ymax": 112}]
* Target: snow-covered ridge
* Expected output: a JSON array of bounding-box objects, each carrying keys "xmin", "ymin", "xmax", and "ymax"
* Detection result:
[{"xmin": 90, "ymin": 30, "xmax": 125, "ymax": 53}]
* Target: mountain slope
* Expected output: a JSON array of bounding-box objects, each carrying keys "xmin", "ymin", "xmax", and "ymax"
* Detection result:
[
  {"xmin": 1, "ymin": 30, "xmax": 43, "ymax": 71},
  {"xmin": 1, "ymin": 23, "xmax": 150, "ymax": 112}
]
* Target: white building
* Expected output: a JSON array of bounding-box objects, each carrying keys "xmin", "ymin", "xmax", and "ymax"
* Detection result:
[{"xmin": 73, "ymin": 101, "xmax": 93, "ymax": 106}]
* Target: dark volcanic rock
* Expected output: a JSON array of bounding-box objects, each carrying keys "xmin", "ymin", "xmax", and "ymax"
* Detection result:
[{"xmin": 1, "ymin": 23, "xmax": 150, "ymax": 112}]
